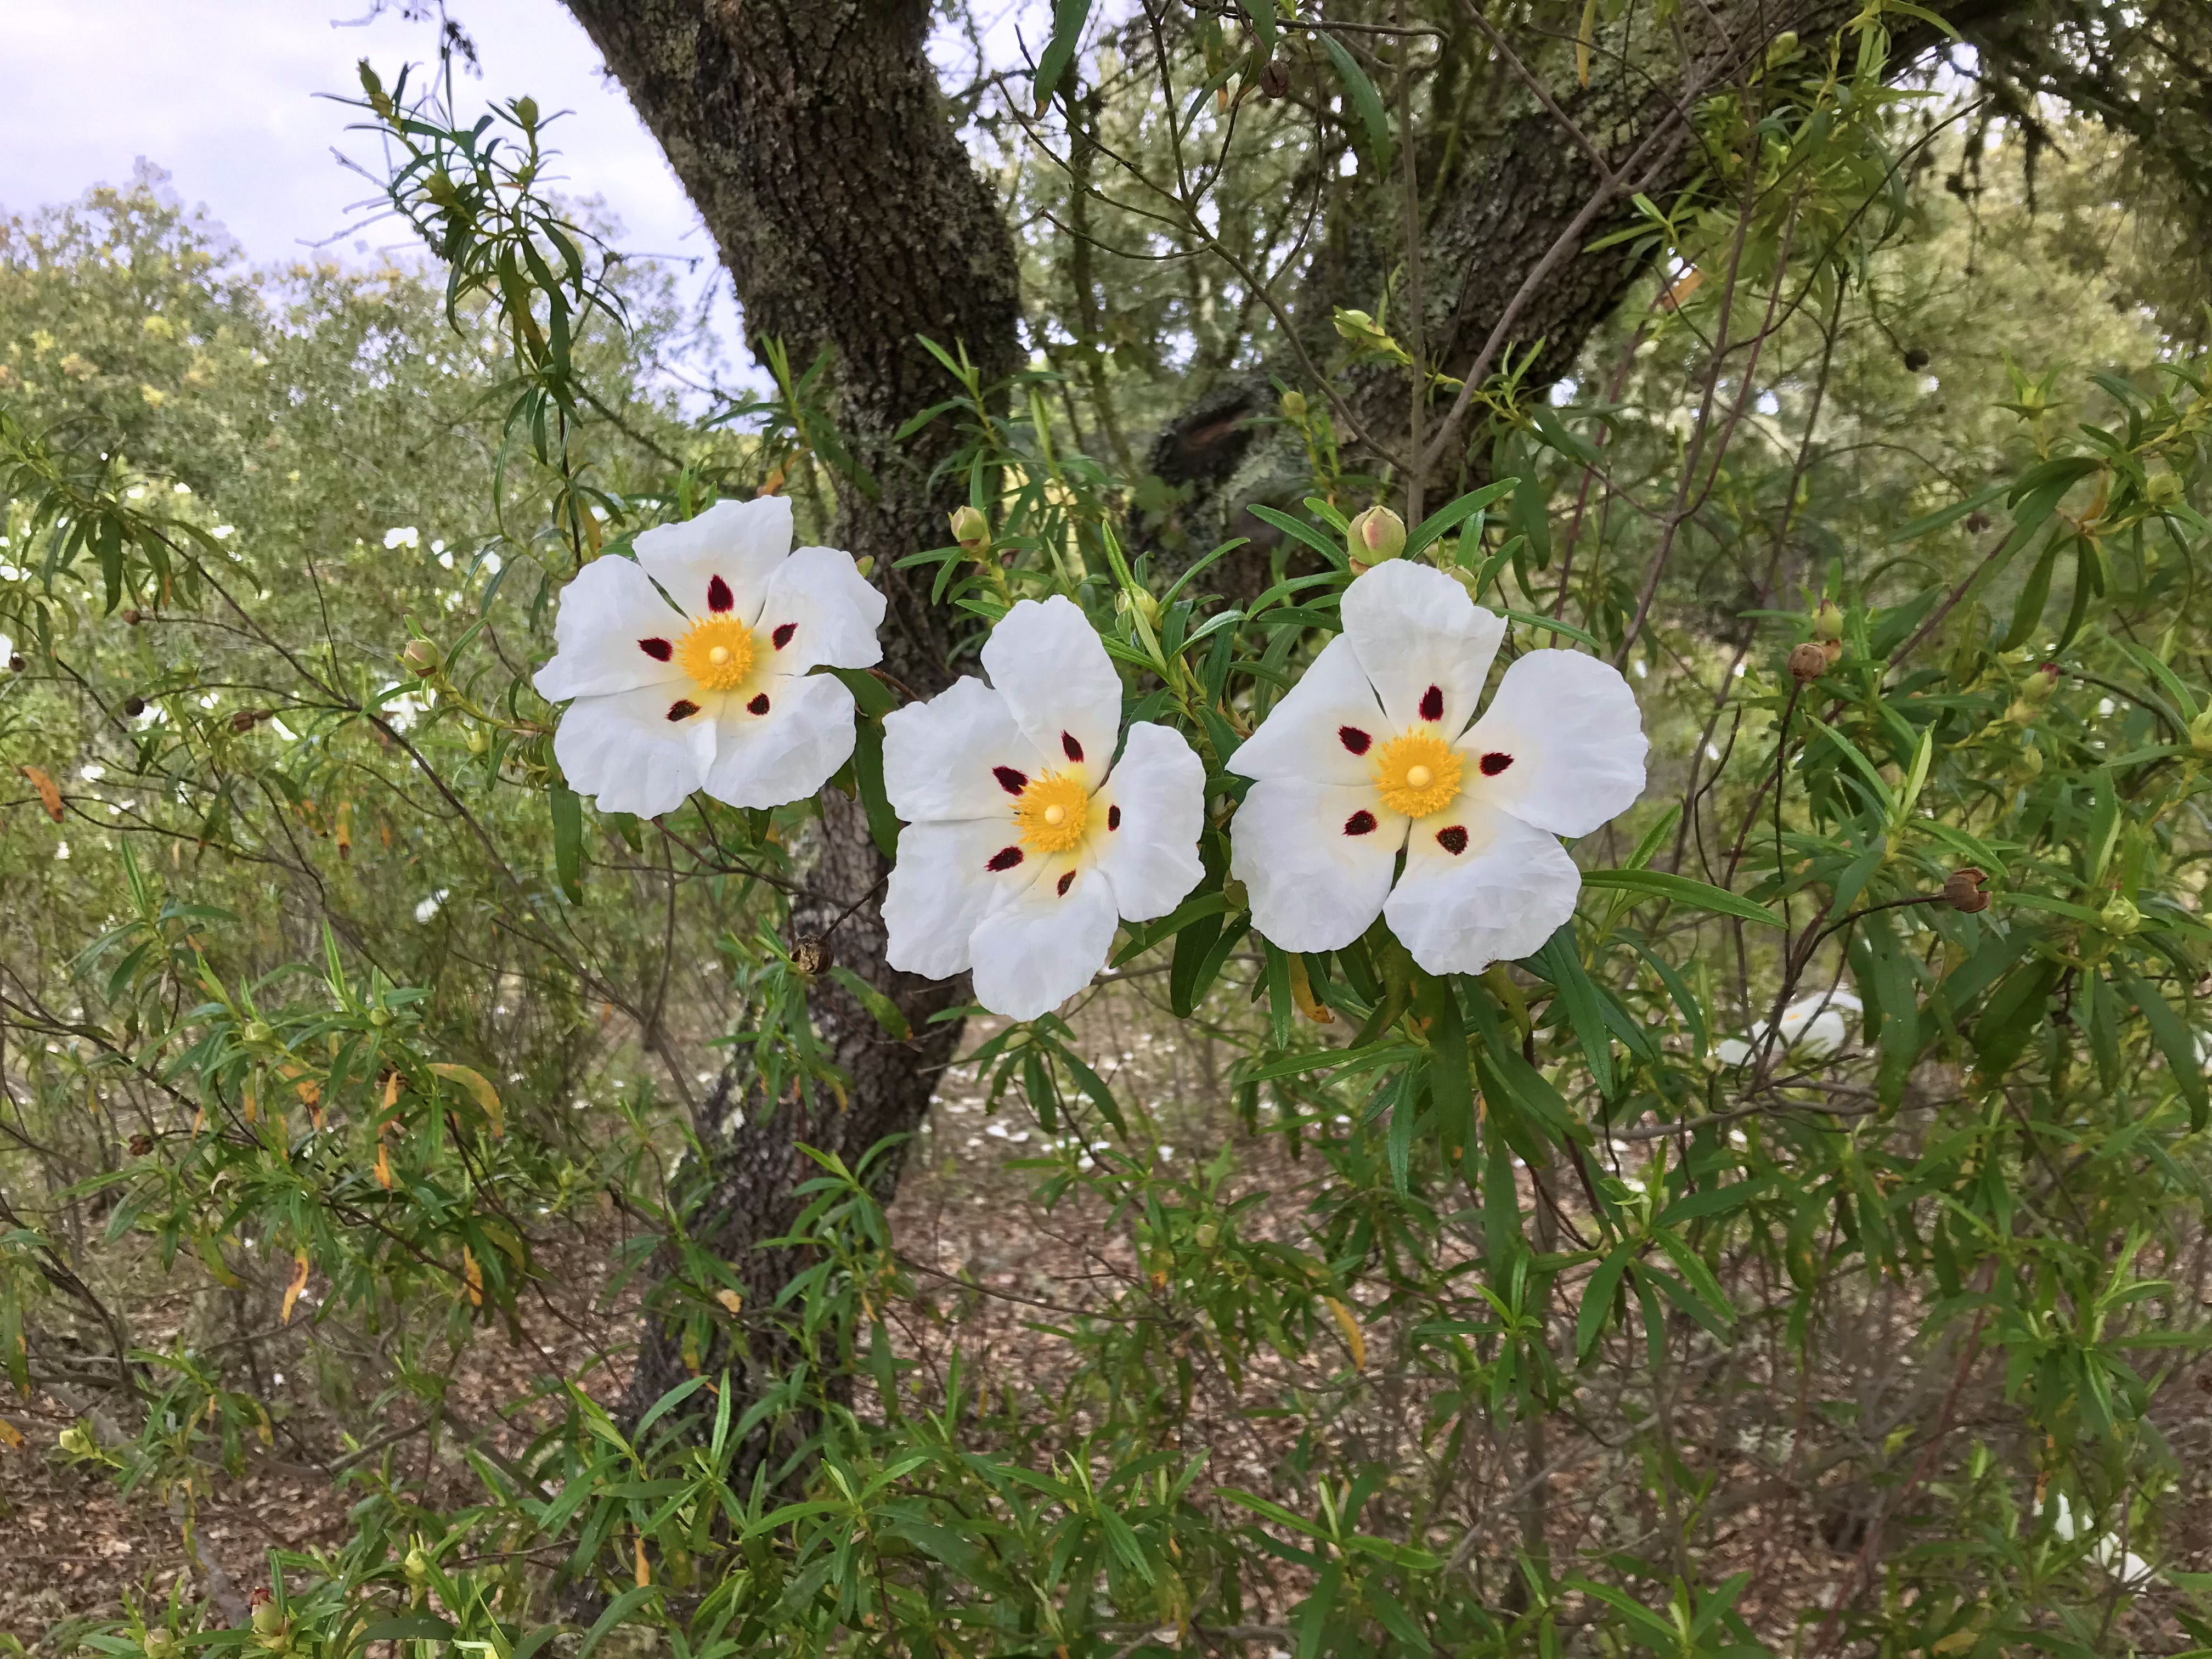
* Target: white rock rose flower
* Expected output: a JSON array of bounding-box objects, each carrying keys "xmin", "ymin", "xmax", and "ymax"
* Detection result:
[
  {"xmin": 1228, "ymin": 559, "xmax": 1646, "ymax": 974},
  {"xmin": 532, "ymin": 496, "xmax": 885, "ymax": 817},
  {"xmin": 882, "ymin": 596, "xmax": 1206, "ymax": 1022},
  {"xmin": 1713, "ymin": 989, "xmax": 1861, "ymax": 1066}
]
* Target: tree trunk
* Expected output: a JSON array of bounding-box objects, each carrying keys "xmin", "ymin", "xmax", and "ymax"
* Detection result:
[{"xmin": 558, "ymin": 0, "xmax": 1020, "ymax": 1443}]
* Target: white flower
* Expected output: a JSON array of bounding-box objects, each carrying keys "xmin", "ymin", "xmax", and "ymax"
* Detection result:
[
  {"xmin": 881, "ymin": 596, "xmax": 1205, "ymax": 1021},
  {"xmin": 532, "ymin": 497, "xmax": 885, "ymax": 818},
  {"xmin": 1714, "ymin": 989, "xmax": 1861, "ymax": 1066},
  {"xmin": 1227, "ymin": 560, "xmax": 1646, "ymax": 974},
  {"xmin": 383, "ymin": 526, "xmax": 420, "ymax": 550}
]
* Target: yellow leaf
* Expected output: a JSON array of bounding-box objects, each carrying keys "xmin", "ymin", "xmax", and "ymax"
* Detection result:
[
  {"xmin": 1286, "ymin": 955, "xmax": 1334, "ymax": 1025},
  {"xmin": 429, "ymin": 1063, "xmax": 503, "ymax": 1137},
  {"xmin": 374, "ymin": 1140, "xmax": 392, "ymax": 1189},
  {"xmin": 1576, "ymin": 0, "xmax": 1598, "ymax": 87},
  {"xmin": 20, "ymin": 765, "xmax": 62, "ymax": 822},
  {"xmin": 281, "ymin": 1248, "xmax": 311, "ymax": 1325},
  {"xmin": 461, "ymin": 1244, "xmax": 483, "ymax": 1306},
  {"xmin": 335, "ymin": 799, "xmax": 352, "ymax": 859},
  {"xmin": 382, "ymin": 1070, "xmax": 402, "ymax": 1111},
  {"xmin": 0, "ymin": 1416, "xmax": 24, "ymax": 1451},
  {"xmin": 1932, "ymin": 1628, "xmax": 1979, "ymax": 1655},
  {"xmin": 242, "ymin": 1073, "xmax": 257, "ymax": 1125},
  {"xmin": 634, "ymin": 1534, "xmax": 651, "ymax": 1588},
  {"xmin": 1325, "ymin": 1296, "xmax": 1367, "ymax": 1372},
  {"xmin": 715, "ymin": 1289, "xmax": 743, "ymax": 1316}
]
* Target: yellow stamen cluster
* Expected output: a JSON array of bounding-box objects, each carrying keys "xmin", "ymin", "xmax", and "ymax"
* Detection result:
[
  {"xmin": 1372, "ymin": 730, "xmax": 1463, "ymax": 820},
  {"xmin": 678, "ymin": 616, "xmax": 755, "ymax": 692},
  {"xmin": 1013, "ymin": 770, "xmax": 1093, "ymax": 854}
]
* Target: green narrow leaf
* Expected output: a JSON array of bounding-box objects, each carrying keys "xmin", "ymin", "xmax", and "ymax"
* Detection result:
[
  {"xmin": 1999, "ymin": 530, "xmax": 2066, "ymax": 652},
  {"xmin": 1033, "ymin": 0, "xmax": 1093, "ymax": 109},
  {"xmin": 2119, "ymin": 966, "xmax": 2209, "ymax": 1131},
  {"xmin": 849, "ymin": 715, "xmax": 901, "ymax": 858},
  {"xmin": 1576, "ymin": 1247, "xmax": 1631, "ymax": 1360},
  {"xmin": 1317, "ymin": 31, "xmax": 1393, "ymax": 174},
  {"xmin": 1534, "ymin": 928, "xmax": 1613, "ymax": 1097},
  {"xmin": 1579, "ymin": 868, "xmax": 1784, "ymax": 927},
  {"xmin": 549, "ymin": 783, "xmax": 584, "ymax": 904},
  {"xmin": 827, "ymin": 966, "xmax": 911, "ymax": 1041},
  {"xmin": 1414, "ymin": 972, "xmax": 1471, "ymax": 1159}
]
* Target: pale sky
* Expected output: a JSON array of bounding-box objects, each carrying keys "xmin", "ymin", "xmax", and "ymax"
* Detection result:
[{"xmin": 2, "ymin": 1, "xmax": 1063, "ymax": 381}]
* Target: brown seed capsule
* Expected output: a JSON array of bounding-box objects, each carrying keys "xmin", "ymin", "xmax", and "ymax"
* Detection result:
[
  {"xmin": 1259, "ymin": 58, "xmax": 1291, "ymax": 99},
  {"xmin": 7, "ymin": 654, "xmax": 23, "ymax": 674},
  {"xmin": 230, "ymin": 709, "xmax": 261, "ymax": 732},
  {"xmin": 1787, "ymin": 641, "xmax": 1827, "ymax": 684},
  {"xmin": 123, "ymin": 696, "xmax": 147, "ymax": 717},
  {"xmin": 791, "ymin": 936, "xmax": 831, "ymax": 976},
  {"xmin": 128, "ymin": 1133, "xmax": 154, "ymax": 1158},
  {"xmin": 1965, "ymin": 510, "xmax": 1992, "ymax": 534},
  {"xmin": 121, "ymin": 607, "xmax": 143, "ymax": 625},
  {"xmin": 1943, "ymin": 866, "xmax": 1989, "ymax": 913},
  {"xmin": 1903, "ymin": 347, "xmax": 1931, "ymax": 372}
]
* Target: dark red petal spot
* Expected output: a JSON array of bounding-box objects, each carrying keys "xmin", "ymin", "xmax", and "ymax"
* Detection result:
[
  {"xmin": 1480, "ymin": 751, "xmax": 1514, "ymax": 776},
  {"xmin": 747, "ymin": 693, "xmax": 771, "ymax": 716},
  {"xmin": 1435, "ymin": 825, "xmax": 1469, "ymax": 856},
  {"xmin": 1107, "ymin": 804, "xmax": 1121, "ymax": 831},
  {"xmin": 1338, "ymin": 725, "xmax": 1372, "ymax": 755},
  {"xmin": 706, "ymin": 574, "xmax": 734, "ymax": 612},
  {"xmin": 1056, "ymin": 870, "xmax": 1076, "ymax": 896},
  {"xmin": 771, "ymin": 622, "xmax": 796, "ymax": 650},
  {"xmin": 986, "ymin": 845, "xmax": 1024, "ymax": 872},
  {"xmin": 1062, "ymin": 730, "xmax": 1084, "ymax": 763},
  {"xmin": 992, "ymin": 765, "xmax": 1028, "ymax": 795},
  {"xmin": 666, "ymin": 698, "xmax": 699, "ymax": 722},
  {"xmin": 638, "ymin": 637, "xmax": 673, "ymax": 661},
  {"xmin": 1344, "ymin": 810, "xmax": 1378, "ymax": 837},
  {"xmin": 1419, "ymin": 684, "xmax": 1444, "ymax": 721}
]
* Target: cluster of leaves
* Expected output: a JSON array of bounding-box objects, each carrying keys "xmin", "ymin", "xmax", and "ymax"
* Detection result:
[{"xmin": 5, "ymin": 8, "xmax": 2212, "ymax": 1659}]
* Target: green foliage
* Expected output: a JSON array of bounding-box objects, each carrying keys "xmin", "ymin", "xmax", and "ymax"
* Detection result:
[{"xmin": 5, "ymin": 7, "xmax": 2212, "ymax": 1658}]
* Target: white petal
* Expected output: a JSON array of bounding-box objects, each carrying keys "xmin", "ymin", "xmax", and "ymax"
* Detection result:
[
  {"xmin": 1229, "ymin": 777, "xmax": 1404, "ymax": 952},
  {"xmin": 754, "ymin": 545, "xmax": 885, "ymax": 674},
  {"xmin": 1384, "ymin": 803, "xmax": 1582, "ymax": 974},
  {"xmin": 552, "ymin": 684, "xmax": 718, "ymax": 818},
  {"xmin": 1340, "ymin": 559, "xmax": 1504, "ymax": 736},
  {"xmin": 883, "ymin": 818, "xmax": 1039, "ymax": 981},
  {"xmin": 1093, "ymin": 722, "xmax": 1205, "ymax": 922},
  {"xmin": 1227, "ymin": 634, "xmax": 1387, "ymax": 787},
  {"xmin": 967, "ymin": 859, "xmax": 1120, "ymax": 1020},
  {"xmin": 633, "ymin": 496, "xmax": 792, "ymax": 622},
  {"xmin": 532, "ymin": 555, "xmax": 687, "ymax": 702},
  {"xmin": 701, "ymin": 671, "xmax": 856, "ymax": 810},
  {"xmin": 1458, "ymin": 650, "xmax": 1647, "ymax": 837},
  {"xmin": 980, "ymin": 595, "xmax": 1122, "ymax": 778},
  {"xmin": 882, "ymin": 676, "xmax": 1049, "ymax": 823}
]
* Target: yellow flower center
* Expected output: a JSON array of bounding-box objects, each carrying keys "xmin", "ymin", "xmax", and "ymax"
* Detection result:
[
  {"xmin": 1013, "ymin": 769, "xmax": 1092, "ymax": 854},
  {"xmin": 678, "ymin": 616, "xmax": 755, "ymax": 692},
  {"xmin": 1372, "ymin": 730, "xmax": 1463, "ymax": 819}
]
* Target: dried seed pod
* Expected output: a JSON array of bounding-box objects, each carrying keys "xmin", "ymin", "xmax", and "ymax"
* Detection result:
[
  {"xmin": 123, "ymin": 695, "xmax": 146, "ymax": 717},
  {"xmin": 791, "ymin": 936, "xmax": 831, "ymax": 976},
  {"xmin": 1942, "ymin": 867, "xmax": 1989, "ymax": 913},
  {"xmin": 1787, "ymin": 641, "xmax": 1827, "ymax": 684}
]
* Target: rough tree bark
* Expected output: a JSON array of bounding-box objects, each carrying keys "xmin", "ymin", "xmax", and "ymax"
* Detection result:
[{"xmin": 557, "ymin": 0, "xmax": 1022, "ymax": 1446}]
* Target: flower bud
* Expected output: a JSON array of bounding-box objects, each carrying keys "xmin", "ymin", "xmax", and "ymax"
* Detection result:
[
  {"xmin": 1942, "ymin": 867, "xmax": 1989, "ymax": 913},
  {"xmin": 1278, "ymin": 389, "xmax": 1308, "ymax": 421},
  {"xmin": 143, "ymin": 1632, "xmax": 179, "ymax": 1659},
  {"xmin": 1812, "ymin": 599, "xmax": 1845, "ymax": 642},
  {"xmin": 513, "ymin": 95, "xmax": 539, "ymax": 129},
  {"xmin": 791, "ymin": 936, "xmax": 831, "ymax": 977},
  {"xmin": 1193, "ymin": 1222, "xmax": 1218, "ymax": 1249},
  {"xmin": 2097, "ymin": 894, "xmax": 2142, "ymax": 936},
  {"xmin": 368, "ymin": 1007, "xmax": 394, "ymax": 1029},
  {"xmin": 1787, "ymin": 642, "xmax": 1827, "ymax": 684},
  {"xmin": 2145, "ymin": 470, "xmax": 2183, "ymax": 508},
  {"xmin": 854, "ymin": 555, "xmax": 875, "ymax": 578},
  {"xmin": 2021, "ymin": 662, "xmax": 2060, "ymax": 704},
  {"xmin": 466, "ymin": 724, "xmax": 489, "ymax": 755},
  {"xmin": 949, "ymin": 505, "xmax": 990, "ymax": 550},
  {"xmin": 242, "ymin": 1020, "xmax": 275, "ymax": 1045},
  {"xmin": 2190, "ymin": 707, "xmax": 2212, "ymax": 759},
  {"xmin": 57, "ymin": 1425, "xmax": 95, "ymax": 1457},
  {"xmin": 400, "ymin": 637, "xmax": 442, "ymax": 676},
  {"xmin": 2008, "ymin": 740, "xmax": 2044, "ymax": 778},
  {"xmin": 1121, "ymin": 586, "xmax": 1161, "ymax": 631},
  {"xmin": 1347, "ymin": 506, "xmax": 1406, "ymax": 567}
]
